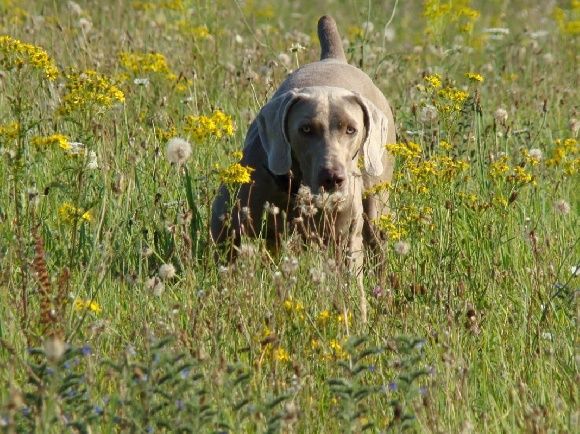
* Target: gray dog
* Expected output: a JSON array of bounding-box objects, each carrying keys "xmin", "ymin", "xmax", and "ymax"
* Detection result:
[{"xmin": 211, "ymin": 16, "xmax": 395, "ymax": 274}]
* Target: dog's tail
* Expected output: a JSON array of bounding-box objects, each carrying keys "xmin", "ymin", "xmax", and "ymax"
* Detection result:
[{"xmin": 318, "ymin": 15, "xmax": 346, "ymax": 62}]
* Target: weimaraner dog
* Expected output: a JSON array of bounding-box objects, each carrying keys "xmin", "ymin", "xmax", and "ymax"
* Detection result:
[{"xmin": 211, "ymin": 16, "xmax": 395, "ymax": 280}]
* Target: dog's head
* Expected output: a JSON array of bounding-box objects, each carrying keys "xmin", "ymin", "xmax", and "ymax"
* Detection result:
[{"xmin": 257, "ymin": 86, "xmax": 389, "ymax": 194}]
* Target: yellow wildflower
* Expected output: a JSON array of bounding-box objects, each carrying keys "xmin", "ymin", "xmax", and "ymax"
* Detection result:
[
  {"xmin": 424, "ymin": 73, "xmax": 442, "ymax": 89},
  {"xmin": 439, "ymin": 140, "xmax": 453, "ymax": 151},
  {"xmin": 218, "ymin": 163, "xmax": 254, "ymax": 185},
  {"xmin": 437, "ymin": 86, "xmax": 470, "ymax": 112},
  {"xmin": 329, "ymin": 339, "xmax": 348, "ymax": 359},
  {"xmin": 31, "ymin": 134, "xmax": 70, "ymax": 151},
  {"xmin": 58, "ymin": 202, "xmax": 92, "ymax": 225},
  {"xmin": 386, "ymin": 142, "xmax": 422, "ymax": 160},
  {"xmin": 156, "ymin": 126, "xmax": 178, "ymax": 143},
  {"xmin": 60, "ymin": 70, "xmax": 125, "ymax": 115},
  {"xmin": 492, "ymin": 194, "xmax": 509, "ymax": 209},
  {"xmin": 547, "ymin": 138, "xmax": 578, "ymax": 167},
  {"xmin": 317, "ymin": 309, "xmax": 331, "ymax": 325},
  {"xmin": 363, "ymin": 181, "xmax": 391, "ymax": 198},
  {"xmin": 0, "ymin": 121, "xmax": 20, "ymax": 141},
  {"xmin": 118, "ymin": 51, "xmax": 171, "ymax": 75},
  {"xmin": 273, "ymin": 347, "xmax": 290, "ymax": 362},
  {"xmin": 74, "ymin": 299, "xmax": 102, "ymax": 314},
  {"xmin": 465, "ymin": 72, "xmax": 484, "ymax": 82},
  {"xmin": 375, "ymin": 214, "xmax": 407, "ymax": 241},
  {"xmin": 0, "ymin": 35, "xmax": 58, "ymax": 80},
  {"xmin": 132, "ymin": 0, "xmax": 184, "ymax": 11},
  {"xmin": 489, "ymin": 155, "xmax": 510, "ymax": 179},
  {"xmin": 336, "ymin": 311, "xmax": 352, "ymax": 326},
  {"xmin": 347, "ymin": 26, "xmax": 364, "ymax": 40},
  {"xmin": 509, "ymin": 166, "xmax": 534, "ymax": 185},
  {"xmin": 185, "ymin": 110, "xmax": 235, "ymax": 142},
  {"xmin": 177, "ymin": 21, "xmax": 212, "ymax": 39},
  {"xmin": 283, "ymin": 298, "xmax": 304, "ymax": 319}
]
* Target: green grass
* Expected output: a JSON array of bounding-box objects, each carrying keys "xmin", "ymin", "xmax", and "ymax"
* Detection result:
[{"xmin": 0, "ymin": 0, "xmax": 578, "ymax": 432}]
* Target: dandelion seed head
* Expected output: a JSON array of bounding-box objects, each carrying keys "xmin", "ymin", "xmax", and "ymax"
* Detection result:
[
  {"xmin": 78, "ymin": 18, "xmax": 92, "ymax": 33},
  {"xmin": 133, "ymin": 77, "xmax": 150, "ymax": 86},
  {"xmin": 570, "ymin": 118, "xmax": 579, "ymax": 135},
  {"xmin": 393, "ymin": 240, "xmax": 411, "ymax": 256},
  {"xmin": 420, "ymin": 104, "xmax": 438, "ymax": 123},
  {"xmin": 146, "ymin": 276, "xmax": 165, "ymax": 296},
  {"xmin": 278, "ymin": 52, "xmax": 291, "ymax": 67},
  {"xmin": 166, "ymin": 137, "xmax": 192, "ymax": 165},
  {"xmin": 494, "ymin": 108, "xmax": 508, "ymax": 123},
  {"xmin": 528, "ymin": 148, "xmax": 543, "ymax": 161},
  {"xmin": 86, "ymin": 150, "xmax": 98, "ymax": 169},
  {"xmin": 554, "ymin": 199, "xmax": 571, "ymax": 215},
  {"xmin": 67, "ymin": 1, "xmax": 83, "ymax": 15},
  {"xmin": 362, "ymin": 21, "xmax": 374, "ymax": 33},
  {"xmin": 43, "ymin": 336, "xmax": 66, "ymax": 362},
  {"xmin": 384, "ymin": 27, "xmax": 396, "ymax": 42},
  {"xmin": 158, "ymin": 263, "xmax": 176, "ymax": 280}
]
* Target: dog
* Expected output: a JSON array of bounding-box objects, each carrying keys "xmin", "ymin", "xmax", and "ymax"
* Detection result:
[{"xmin": 211, "ymin": 16, "xmax": 396, "ymax": 285}]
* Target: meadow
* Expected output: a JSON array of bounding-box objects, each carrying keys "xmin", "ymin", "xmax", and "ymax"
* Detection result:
[{"xmin": 0, "ymin": 0, "xmax": 578, "ymax": 432}]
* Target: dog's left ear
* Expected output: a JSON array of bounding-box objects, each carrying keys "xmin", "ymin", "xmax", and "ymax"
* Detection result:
[
  {"xmin": 351, "ymin": 95, "xmax": 389, "ymax": 177},
  {"xmin": 256, "ymin": 90, "xmax": 302, "ymax": 175}
]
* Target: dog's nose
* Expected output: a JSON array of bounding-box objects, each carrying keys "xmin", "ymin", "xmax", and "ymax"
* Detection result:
[{"xmin": 318, "ymin": 167, "xmax": 346, "ymax": 191}]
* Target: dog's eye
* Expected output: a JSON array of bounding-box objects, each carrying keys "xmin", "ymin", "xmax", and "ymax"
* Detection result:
[
  {"xmin": 346, "ymin": 126, "xmax": 357, "ymax": 135},
  {"xmin": 300, "ymin": 125, "xmax": 312, "ymax": 134}
]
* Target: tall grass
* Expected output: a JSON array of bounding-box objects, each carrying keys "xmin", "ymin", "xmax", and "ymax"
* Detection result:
[{"xmin": 0, "ymin": 0, "xmax": 577, "ymax": 432}]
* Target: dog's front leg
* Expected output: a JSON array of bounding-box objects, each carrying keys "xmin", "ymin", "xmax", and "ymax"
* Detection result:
[{"xmin": 347, "ymin": 209, "xmax": 366, "ymax": 324}]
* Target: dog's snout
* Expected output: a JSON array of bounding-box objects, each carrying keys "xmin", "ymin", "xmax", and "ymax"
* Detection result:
[{"xmin": 318, "ymin": 167, "xmax": 346, "ymax": 191}]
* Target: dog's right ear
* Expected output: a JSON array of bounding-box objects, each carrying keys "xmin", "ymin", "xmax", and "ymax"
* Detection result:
[{"xmin": 257, "ymin": 90, "xmax": 301, "ymax": 175}]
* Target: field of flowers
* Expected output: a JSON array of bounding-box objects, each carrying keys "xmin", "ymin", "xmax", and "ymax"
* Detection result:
[{"xmin": 0, "ymin": 0, "xmax": 578, "ymax": 432}]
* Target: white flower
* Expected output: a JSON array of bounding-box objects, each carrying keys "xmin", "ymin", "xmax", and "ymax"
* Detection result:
[
  {"xmin": 570, "ymin": 118, "xmax": 579, "ymax": 135},
  {"xmin": 86, "ymin": 150, "xmax": 98, "ymax": 169},
  {"xmin": 146, "ymin": 276, "xmax": 165, "ymax": 296},
  {"xmin": 528, "ymin": 148, "xmax": 543, "ymax": 161},
  {"xmin": 494, "ymin": 108, "xmax": 508, "ymax": 124},
  {"xmin": 571, "ymin": 265, "xmax": 579, "ymax": 277},
  {"xmin": 420, "ymin": 105, "xmax": 438, "ymax": 123},
  {"xmin": 553, "ymin": 199, "xmax": 571, "ymax": 215},
  {"xmin": 281, "ymin": 256, "xmax": 299, "ymax": 275},
  {"xmin": 383, "ymin": 26, "xmax": 396, "ymax": 42},
  {"xmin": 133, "ymin": 77, "xmax": 150, "ymax": 86},
  {"xmin": 43, "ymin": 335, "xmax": 67, "ymax": 362},
  {"xmin": 314, "ymin": 191, "xmax": 347, "ymax": 211},
  {"xmin": 158, "ymin": 263, "xmax": 176, "ymax": 280},
  {"xmin": 277, "ymin": 52, "xmax": 291, "ymax": 67},
  {"xmin": 67, "ymin": 1, "xmax": 82, "ymax": 15},
  {"xmin": 289, "ymin": 42, "xmax": 306, "ymax": 53},
  {"xmin": 234, "ymin": 34, "xmax": 244, "ymax": 44},
  {"xmin": 78, "ymin": 18, "xmax": 92, "ymax": 33},
  {"xmin": 529, "ymin": 30, "xmax": 549, "ymax": 39},
  {"xmin": 362, "ymin": 21, "xmax": 374, "ymax": 33},
  {"xmin": 393, "ymin": 240, "xmax": 410, "ymax": 256},
  {"xmin": 166, "ymin": 137, "xmax": 192, "ymax": 165},
  {"xmin": 69, "ymin": 142, "xmax": 86, "ymax": 155},
  {"xmin": 542, "ymin": 53, "xmax": 555, "ymax": 64}
]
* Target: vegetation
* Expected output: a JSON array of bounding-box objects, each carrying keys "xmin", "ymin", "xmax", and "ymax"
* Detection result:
[{"xmin": 0, "ymin": 0, "xmax": 577, "ymax": 432}]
